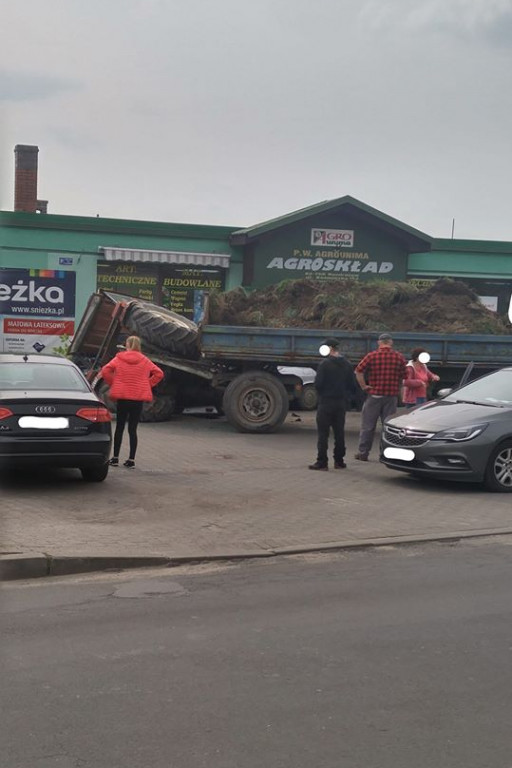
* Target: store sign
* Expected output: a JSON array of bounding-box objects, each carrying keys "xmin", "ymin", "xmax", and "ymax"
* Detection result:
[
  {"xmin": 2, "ymin": 318, "xmax": 75, "ymax": 354},
  {"xmin": 266, "ymin": 256, "xmax": 393, "ymax": 275},
  {"xmin": 0, "ymin": 268, "xmax": 76, "ymax": 354},
  {"xmin": 97, "ymin": 262, "xmax": 226, "ymax": 323},
  {"xmin": 161, "ymin": 266, "xmax": 225, "ymax": 322},
  {"xmin": 311, "ymin": 228, "xmax": 354, "ymax": 247},
  {"xmin": 97, "ymin": 262, "xmax": 158, "ymax": 303},
  {"xmin": 0, "ymin": 269, "xmax": 75, "ymax": 317}
]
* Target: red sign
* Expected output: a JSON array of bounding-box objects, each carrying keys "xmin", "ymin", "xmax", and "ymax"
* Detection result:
[{"xmin": 3, "ymin": 318, "xmax": 75, "ymax": 335}]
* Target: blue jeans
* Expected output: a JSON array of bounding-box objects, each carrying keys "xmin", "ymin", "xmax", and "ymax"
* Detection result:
[{"xmin": 406, "ymin": 396, "xmax": 427, "ymax": 408}]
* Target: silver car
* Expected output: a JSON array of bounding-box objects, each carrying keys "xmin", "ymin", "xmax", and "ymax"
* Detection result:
[{"xmin": 380, "ymin": 367, "xmax": 512, "ymax": 492}]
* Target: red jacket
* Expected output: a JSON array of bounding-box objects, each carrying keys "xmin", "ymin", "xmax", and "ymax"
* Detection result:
[
  {"xmin": 101, "ymin": 351, "xmax": 164, "ymax": 402},
  {"xmin": 402, "ymin": 361, "xmax": 436, "ymax": 404}
]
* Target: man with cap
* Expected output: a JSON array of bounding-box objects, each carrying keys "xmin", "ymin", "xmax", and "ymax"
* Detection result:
[
  {"xmin": 354, "ymin": 332, "xmax": 407, "ymax": 461},
  {"xmin": 309, "ymin": 337, "xmax": 357, "ymax": 471}
]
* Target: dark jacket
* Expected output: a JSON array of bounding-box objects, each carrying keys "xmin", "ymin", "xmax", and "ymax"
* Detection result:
[{"xmin": 315, "ymin": 355, "xmax": 357, "ymax": 405}]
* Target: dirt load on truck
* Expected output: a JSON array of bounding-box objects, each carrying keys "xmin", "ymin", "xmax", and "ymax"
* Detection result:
[{"xmin": 208, "ymin": 278, "xmax": 512, "ymax": 335}]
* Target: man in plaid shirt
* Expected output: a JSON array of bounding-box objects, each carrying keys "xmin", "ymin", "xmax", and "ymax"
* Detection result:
[{"xmin": 354, "ymin": 333, "xmax": 406, "ymax": 460}]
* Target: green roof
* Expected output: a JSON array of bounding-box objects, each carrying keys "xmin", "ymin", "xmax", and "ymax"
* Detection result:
[
  {"xmin": 230, "ymin": 195, "xmax": 433, "ymax": 249},
  {"xmin": 432, "ymin": 238, "xmax": 512, "ymax": 255},
  {"xmin": 0, "ymin": 210, "xmax": 239, "ymax": 241}
]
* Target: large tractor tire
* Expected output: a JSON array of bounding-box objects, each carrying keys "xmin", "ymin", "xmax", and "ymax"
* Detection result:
[
  {"xmin": 140, "ymin": 394, "xmax": 176, "ymax": 423},
  {"xmin": 223, "ymin": 371, "xmax": 289, "ymax": 433},
  {"xmin": 96, "ymin": 381, "xmax": 176, "ymax": 422},
  {"xmin": 96, "ymin": 381, "xmax": 117, "ymax": 415},
  {"xmin": 125, "ymin": 303, "xmax": 199, "ymax": 358}
]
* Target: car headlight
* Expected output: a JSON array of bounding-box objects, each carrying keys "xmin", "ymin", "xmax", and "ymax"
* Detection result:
[{"xmin": 431, "ymin": 424, "xmax": 488, "ymax": 442}]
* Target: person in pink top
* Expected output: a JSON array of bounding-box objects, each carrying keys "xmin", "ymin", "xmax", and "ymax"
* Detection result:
[
  {"xmin": 101, "ymin": 335, "xmax": 164, "ymax": 468},
  {"xmin": 402, "ymin": 347, "xmax": 440, "ymax": 407}
]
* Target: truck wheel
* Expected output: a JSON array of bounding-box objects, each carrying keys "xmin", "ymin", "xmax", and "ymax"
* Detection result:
[
  {"xmin": 125, "ymin": 303, "xmax": 199, "ymax": 358},
  {"xmin": 140, "ymin": 394, "xmax": 176, "ymax": 422},
  {"xmin": 297, "ymin": 383, "xmax": 318, "ymax": 411},
  {"xmin": 483, "ymin": 440, "xmax": 512, "ymax": 492},
  {"xmin": 223, "ymin": 372, "xmax": 289, "ymax": 433}
]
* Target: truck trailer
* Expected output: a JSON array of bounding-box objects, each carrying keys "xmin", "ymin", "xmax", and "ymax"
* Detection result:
[{"xmin": 70, "ymin": 290, "xmax": 512, "ymax": 434}]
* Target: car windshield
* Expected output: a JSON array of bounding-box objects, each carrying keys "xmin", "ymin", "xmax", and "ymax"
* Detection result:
[
  {"xmin": 0, "ymin": 362, "xmax": 90, "ymax": 392},
  {"xmin": 448, "ymin": 368, "xmax": 512, "ymax": 406}
]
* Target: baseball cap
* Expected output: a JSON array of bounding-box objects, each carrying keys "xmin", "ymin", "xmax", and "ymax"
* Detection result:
[
  {"xmin": 378, "ymin": 332, "xmax": 393, "ymax": 342},
  {"xmin": 324, "ymin": 337, "xmax": 340, "ymax": 348}
]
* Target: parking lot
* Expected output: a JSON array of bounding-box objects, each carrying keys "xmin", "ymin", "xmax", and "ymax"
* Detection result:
[{"xmin": 3, "ymin": 407, "xmax": 512, "ymax": 576}]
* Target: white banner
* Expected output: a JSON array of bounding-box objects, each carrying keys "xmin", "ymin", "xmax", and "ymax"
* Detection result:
[{"xmin": 1, "ymin": 317, "xmax": 75, "ymax": 354}]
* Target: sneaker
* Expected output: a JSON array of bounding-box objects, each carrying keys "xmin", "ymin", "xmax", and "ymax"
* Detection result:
[
  {"xmin": 334, "ymin": 461, "xmax": 347, "ymax": 469},
  {"xmin": 108, "ymin": 457, "xmax": 119, "ymax": 467},
  {"xmin": 123, "ymin": 459, "xmax": 135, "ymax": 469},
  {"xmin": 308, "ymin": 462, "xmax": 328, "ymax": 471},
  {"xmin": 354, "ymin": 453, "xmax": 368, "ymax": 462}
]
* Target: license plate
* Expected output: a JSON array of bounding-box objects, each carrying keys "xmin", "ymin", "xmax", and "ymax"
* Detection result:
[
  {"xmin": 18, "ymin": 416, "xmax": 69, "ymax": 430},
  {"xmin": 383, "ymin": 446, "xmax": 415, "ymax": 461}
]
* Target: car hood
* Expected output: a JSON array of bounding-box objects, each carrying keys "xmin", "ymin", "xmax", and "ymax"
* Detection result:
[{"xmin": 387, "ymin": 399, "xmax": 512, "ymax": 432}]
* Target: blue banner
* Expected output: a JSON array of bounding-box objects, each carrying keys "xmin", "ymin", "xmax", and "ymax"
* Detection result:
[{"xmin": 0, "ymin": 269, "xmax": 76, "ymax": 318}]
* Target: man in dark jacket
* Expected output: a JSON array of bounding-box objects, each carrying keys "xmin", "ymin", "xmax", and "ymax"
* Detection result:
[{"xmin": 309, "ymin": 337, "xmax": 357, "ymax": 471}]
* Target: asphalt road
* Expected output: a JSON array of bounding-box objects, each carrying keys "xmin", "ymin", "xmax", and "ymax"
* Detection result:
[{"xmin": 2, "ymin": 538, "xmax": 512, "ymax": 768}]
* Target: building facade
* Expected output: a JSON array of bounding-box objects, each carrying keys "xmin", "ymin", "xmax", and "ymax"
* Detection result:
[
  {"xmin": 0, "ymin": 210, "xmax": 239, "ymax": 353},
  {"xmin": 1, "ymin": 195, "xmax": 511, "ymax": 354}
]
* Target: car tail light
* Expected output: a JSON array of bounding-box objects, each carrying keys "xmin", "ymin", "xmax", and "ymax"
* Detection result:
[
  {"xmin": 0, "ymin": 407, "xmax": 13, "ymax": 420},
  {"xmin": 76, "ymin": 407, "xmax": 112, "ymax": 423}
]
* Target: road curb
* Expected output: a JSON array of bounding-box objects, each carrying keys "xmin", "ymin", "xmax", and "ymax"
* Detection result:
[{"xmin": 3, "ymin": 528, "xmax": 512, "ymax": 581}]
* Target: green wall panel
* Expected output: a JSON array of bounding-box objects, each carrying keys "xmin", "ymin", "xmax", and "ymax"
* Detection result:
[{"xmin": 250, "ymin": 211, "xmax": 409, "ymax": 288}]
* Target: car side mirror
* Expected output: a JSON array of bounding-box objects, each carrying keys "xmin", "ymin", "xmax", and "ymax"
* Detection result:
[{"xmin": 436, "ymin": 388, "xmax": 452, "ymax": 398}]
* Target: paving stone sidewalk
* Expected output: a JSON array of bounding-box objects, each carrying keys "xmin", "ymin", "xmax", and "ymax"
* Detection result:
[{"xmin": 2, "ymin": 410, "xmax": 512, "ymax": 578}]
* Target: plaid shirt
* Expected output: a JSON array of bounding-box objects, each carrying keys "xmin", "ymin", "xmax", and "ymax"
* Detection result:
[{"xmin": 355, "ymin": 346, "xmax": 407, "ymax": 396}]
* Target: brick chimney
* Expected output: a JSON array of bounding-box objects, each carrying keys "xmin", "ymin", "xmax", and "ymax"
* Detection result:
[{"xmin": 14, "ymin": 144, "xmax": 40, "ymax": 213}]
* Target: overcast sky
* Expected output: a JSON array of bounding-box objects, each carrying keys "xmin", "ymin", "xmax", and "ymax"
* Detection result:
[{"xmin": 1, "ymin": 0, "xmax": 511, "ymax": 240}]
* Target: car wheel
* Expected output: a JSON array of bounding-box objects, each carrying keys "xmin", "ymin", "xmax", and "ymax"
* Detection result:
[
  {"xmin": 483, "ymin": 440, "xmax": 512, "ymax": 492},
  {"xmin": 81, "ymin": 463, "xmax": 109, "ymax": 482}
]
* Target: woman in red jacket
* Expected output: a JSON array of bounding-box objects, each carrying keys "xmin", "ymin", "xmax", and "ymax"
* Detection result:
[
  {"xmin": 101, "ymin": 336, "xmax": 164, "ymax": 468},
  {"xmin": 402, "ymin": 347, "xmax": 440, "ymax": 407}
]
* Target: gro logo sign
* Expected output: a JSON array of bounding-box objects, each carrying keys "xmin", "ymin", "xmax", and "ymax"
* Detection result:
[{"xmin": 311, "ymin": 228, "xmax": 354, "ymax": 247}]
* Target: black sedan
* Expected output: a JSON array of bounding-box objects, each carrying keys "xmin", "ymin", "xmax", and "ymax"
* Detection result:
[
  {"xmin": 0, "ymin": 353, "xmax": 112, "ymax": 481},
  {"xmin": 380, "ymin": 367, "xmax": 512, "ymax": 492}
]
